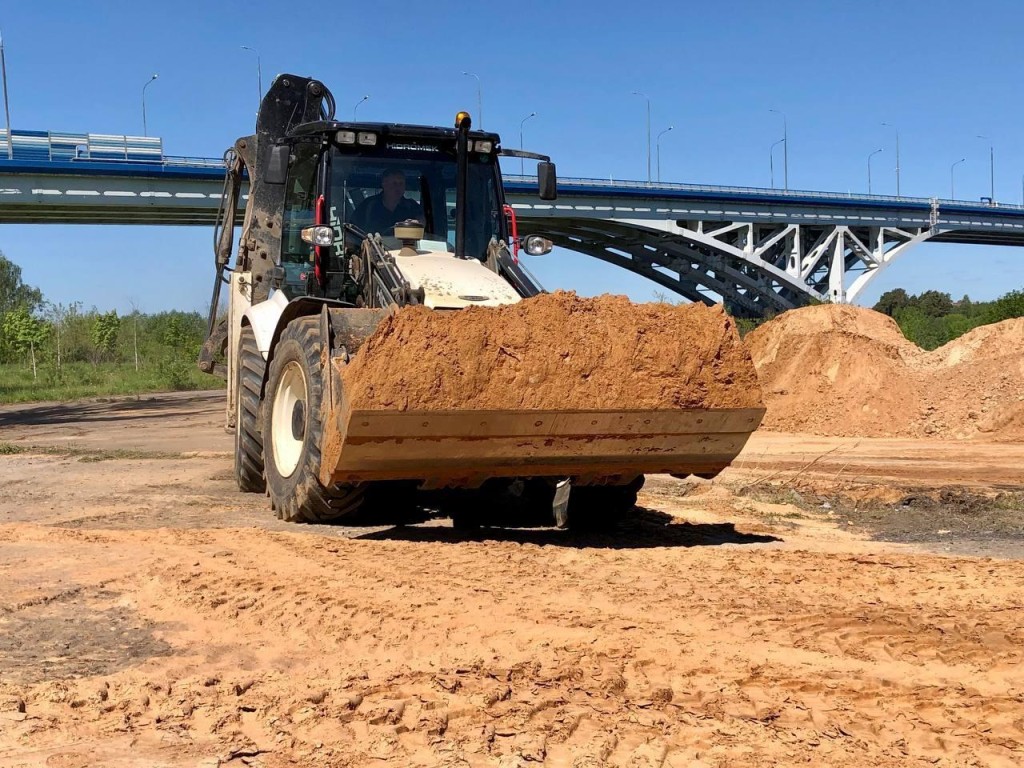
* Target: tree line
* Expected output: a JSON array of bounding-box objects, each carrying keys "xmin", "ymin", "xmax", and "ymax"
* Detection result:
[
  {"xmin": 872, "ymin": 288, "xmax": 1024, "ymax": 350},
  {"xmin": 1, "ymin": 251, "xmax": 220, "ymax": 402}
]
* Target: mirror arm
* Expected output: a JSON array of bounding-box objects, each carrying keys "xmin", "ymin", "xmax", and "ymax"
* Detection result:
[{"xmin": 499, "ymin": 148, "xmax": 551, "ymax": 162}]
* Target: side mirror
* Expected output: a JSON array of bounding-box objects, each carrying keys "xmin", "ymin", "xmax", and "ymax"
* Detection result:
[
  {"xmin": 538, "ymin": 161, "xmax": 557, "ymax": 201},
  {"xmin": 265, "ymin": 144, "xmax": 289, "ymax": 185}
]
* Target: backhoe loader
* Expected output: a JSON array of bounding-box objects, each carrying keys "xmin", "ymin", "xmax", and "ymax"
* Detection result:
[{"xmin": 199, "ymin": 74, "xmax": 764, "ymax": 527}]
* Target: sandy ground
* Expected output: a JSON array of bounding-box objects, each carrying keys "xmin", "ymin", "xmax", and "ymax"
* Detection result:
[{"xmin": 1, "ymin": 392, "xmax": 1023, "ymax": 767}]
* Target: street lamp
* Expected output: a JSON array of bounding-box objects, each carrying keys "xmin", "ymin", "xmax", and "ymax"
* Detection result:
[
  {"xmin": 462, "ymin": 72, "xmax": 481, "ymax": 128},
  {"xmin": 141, "ymin": 74, "xmax": 158, "ymax": 137},
  {"xmin": 353, "ymin": 94, "xmax": 369, "ymax": 121},
  {"xmin": 240, "ymin": 46, "xmax": 262, "ymax": 107},
  {"xmin": 0, "ymin": 30, "xmax": 11, "ymax": 160},
  {"xmin": 519, "ymin": 111, "xmax": 536, "ymax": 175},
  {"xmin": 770, "ymin": 108, "xmax": 788, "ymax": 191},
  {"xmin": 881, "ymin": 122, "xmax": 900, "ymax": 196},
  {"xmin": 656, "ymin": 126, "xmax": 673, "ymax": 182},
  {"xmin": 769, "ymin": 137, "xmax": 785, "ymax": 188},
  {"xmin": 867, "ymin": 147, "xmax": 883, "ymax": 195},
  {"xmin": 976, "ymin": 135, "xmax": 994, "ymax": 200},
  {"xmin": 950, "ymin": 158, "xmax": 965, "ymax": 199},
  {"xmin": 632, "ymin": 91, "xmax": 651, "ymax": 183}
]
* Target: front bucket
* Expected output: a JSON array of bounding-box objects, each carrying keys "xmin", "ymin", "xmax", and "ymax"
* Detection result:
[{"xmin": 320, "ymin": 406, "xmax": 765, "ymax": 487}]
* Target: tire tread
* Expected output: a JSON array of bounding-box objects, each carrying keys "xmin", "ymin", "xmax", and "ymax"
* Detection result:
[
  {"xmin": 234, "ymin": 325, "xmax": 266, "ymax": 493},
  {"xmin": 265, "ymin": 316, "xmax": 368, "ymax": 523}
]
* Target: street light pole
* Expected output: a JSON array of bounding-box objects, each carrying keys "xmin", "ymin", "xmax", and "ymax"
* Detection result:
[
  {"xmin": 0, "ymin": 30, "xmax": 12, "ymax": 160},
  {"xmin": 656, "ymin": 126, "xmax": 673, "ymax": 182},
  {"xmin": 353, "ymin": 95, "xmax": 369, "ymax": 121},
  {"xmin": 519, "ymin": 111, "xmax": 536, "ymax": 175},
  {"xmin": 141, "ymin": 74, "xmax": 158, "ymax": 137},
  {"xmin": 770, "ymin": 108, "xmax": 788, "ymax": 191},
  {"xmin": 462, "ymin": 72, "xmax": 482, "ymax": 128},
  {"xmin": 867, "ymin": 148, "xmax": 883, "ymax": 194},
  {"xmin": 240, "ymin": 46, "xmax": 262, "ymax": 106},
  {"xmin": 769, "ymin": 137, "xmax": 785, "ymax": 188},
  {"xmin": 881, "ymin": 122, "xmax": 900, "ymax": 196},
  {"xmin": 976, "ymin": 135, "xmax": 994, "ymax": 200},
  {"xmin": 950, "ymin": 158, "xmax": 965, "ymax": 199},
  {"xmin": 632, "ymin": 91, "xmax": 651, "ymax": 183}
]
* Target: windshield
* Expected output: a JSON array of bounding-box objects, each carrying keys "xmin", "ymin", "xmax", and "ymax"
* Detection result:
[{"xmin": 328, "ymin": 143, "xmax": 504, "ymax": 258}]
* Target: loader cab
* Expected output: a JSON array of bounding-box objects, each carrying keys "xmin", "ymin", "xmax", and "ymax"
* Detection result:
[{"xmin": 278, "ymin": 122, "xmax": 516, "ymax": 301}]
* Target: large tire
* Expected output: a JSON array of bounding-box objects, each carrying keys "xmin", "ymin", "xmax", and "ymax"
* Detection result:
[
  {"xmin": 263, "ymin": 316, "xmax": 367, "ymax": 523},
  {"xmin": 566, "ymin": 476, "xmax": 645, "ymax": 531},
  {"xmin": 234, "ymin": 324, "xmax": 265, "ymax": 493}
]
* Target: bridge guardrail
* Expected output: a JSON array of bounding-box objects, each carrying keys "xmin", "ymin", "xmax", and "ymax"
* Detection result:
[{"xmin": 502, "ymin": 174, "xmax": 1024, "ymax": 211}]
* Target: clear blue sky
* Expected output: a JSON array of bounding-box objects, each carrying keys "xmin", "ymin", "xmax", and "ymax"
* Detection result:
[{"xmin": 3, "ymin": 0, "xmax": 1024, "ymax": 313}]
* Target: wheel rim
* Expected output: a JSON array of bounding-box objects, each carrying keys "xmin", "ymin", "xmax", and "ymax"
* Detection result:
[{"xmin": 272, "ymin": 361, "xmax": 307, "ymax": 478}]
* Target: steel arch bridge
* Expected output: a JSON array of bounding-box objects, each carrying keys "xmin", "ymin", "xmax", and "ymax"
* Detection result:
[
  {"xmin": 504, "ymin": 178, "xmax": 1024, "ymax": 317},
  {"xmin": 3, "ymin": 131, "xmax": 1024, "ymax": 317}
]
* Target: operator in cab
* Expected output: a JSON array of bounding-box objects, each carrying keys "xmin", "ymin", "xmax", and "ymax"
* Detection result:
[{"xmin": 352, "ymin": 169, "xmax": 425, "ymax": 235}]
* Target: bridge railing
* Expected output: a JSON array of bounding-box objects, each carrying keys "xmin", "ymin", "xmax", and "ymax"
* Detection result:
[
  {"xmin": 0, "ymin": 128, "xmax": 166, "ymax": 163},
  {"xmin": 0, "ymin": 129, "xmax": 228, "ymax": 171},
  {"xmin": 502, "ymin": 174, "xmax": 1024, "ymax": 211},
  {"xmin": 160, "ymin": 155, "xmax": 228, "ymax": 169}
]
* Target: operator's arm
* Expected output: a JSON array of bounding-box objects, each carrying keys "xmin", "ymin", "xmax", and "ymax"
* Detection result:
[{"xmin": 403, "ymin": 197, "xmax": 427, "ymax": 225}]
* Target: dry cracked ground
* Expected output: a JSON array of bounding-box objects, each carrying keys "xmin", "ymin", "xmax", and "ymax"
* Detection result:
[{"xmin": 1, "ymin": 391, "xmax": 1023, "ymax": 767}]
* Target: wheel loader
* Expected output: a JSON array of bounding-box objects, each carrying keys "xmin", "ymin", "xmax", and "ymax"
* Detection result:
[{"xmin": 199, "ymin": 74, "xmax": 764, "ymax": 528}]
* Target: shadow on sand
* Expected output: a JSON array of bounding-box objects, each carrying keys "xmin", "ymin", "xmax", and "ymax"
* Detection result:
[
  {"xmin": 0, "ymin": 391, "xmax": 223, "ymax": 428},
  {"xmin": 355, "ymin": 506, "xmax": 780, "ymax": 550}
]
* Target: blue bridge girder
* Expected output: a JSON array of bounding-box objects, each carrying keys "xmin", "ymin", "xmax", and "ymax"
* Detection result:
[{"xmin": 3, "ymin": 153, "xmax": 1024, "ymax": 316}]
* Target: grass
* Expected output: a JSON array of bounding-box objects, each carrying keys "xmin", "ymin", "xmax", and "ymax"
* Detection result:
[
  {"xmin": 0, "ymin": 442, "xmax": 194, "ymax": 461},
  {"xmin": 992, "ymin": 492, "xmax": 1024, "ymax": 511},
  {"xmin": 0, "ymin": 361, "xmax": 224, "ymax": 405}
]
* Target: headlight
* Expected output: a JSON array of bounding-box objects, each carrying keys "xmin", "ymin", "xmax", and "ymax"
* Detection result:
[
  {"xmin": 300, "ymin": 225, "xmax": 335, "ymax": 246},
  {"xmin": 357, "ymin": 132, "xmax": 377, "ymax": 146},
  {"xmin": 524, "ymin": 235, "xmax": 553, "ymax": 256},
  {"xmin": 336, "ymin": 130, "xmax": 356, "ymax": 144},
  {"xmin": 474, "ymin": 140, "xmax": 493, "ymax": 153}
]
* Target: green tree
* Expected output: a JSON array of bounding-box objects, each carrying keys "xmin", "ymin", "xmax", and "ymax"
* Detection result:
[
  {"xmin": 915, "ymin": 290, "xmax": 955, "ymax": 317},
  {"xmin": 92, "ymin": 310, "xmax": 120, "ymax": 360},
  {"xmin": 44, "ymin": 301, "xmax": 83, "ymax": 371},
  {"xmin": 894, "ymin": 306, "xmax": 945, "ymax": 350},
  {"xmin": 154, "ymin": 311, "xmax": 205, "ymax": 390},
  {"xmin": 0, "ymin": 251, "xmax": 43, "ymax": 315},
  {"xmin": 1, "ymin": 306, "xmax": 49, "ymax": 379},
  {"xmin": 984, "ymin": 290, "xmax": 1024, "ymax": 324},
  {"xmin": 873, "ymin": 288, "xmax": 910, "ymax": 317}
]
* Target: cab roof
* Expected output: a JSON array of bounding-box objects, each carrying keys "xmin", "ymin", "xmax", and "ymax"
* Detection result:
[{"xmin": 289, "ymin": 120, "xmax": 502, "ymax": 146}]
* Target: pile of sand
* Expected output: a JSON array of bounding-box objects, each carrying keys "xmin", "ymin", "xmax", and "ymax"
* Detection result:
[
  {"xmin": 746, "ymin": 305, "xmax": 1024, "ymax": 440},
  {"xmin": 343, "ymin": 291, "xmax": 764, "ymax": 412}
]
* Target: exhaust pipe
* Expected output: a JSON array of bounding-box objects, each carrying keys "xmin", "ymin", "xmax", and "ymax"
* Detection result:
[{"xmin": 454, "ymin": 111, "xmax": 470, "ymax": 259}]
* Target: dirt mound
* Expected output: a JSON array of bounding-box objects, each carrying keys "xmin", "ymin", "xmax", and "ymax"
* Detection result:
[
  {"xmin": 919, "ymin": 317, "xmax": 1024, "ymax": 439},
  {"xmin": 924, "ymin": 317, "xmax": 1024, "ymax": 369},
  {"xmin": 746, "ymin": 305, "xmax": 922, "ymax": 436},
  {"xmin": 343, "ymin": 291, "xmax": 764, "ymax": 411},
  {"xmin": 748, "ymin": 306, "xmax": 1024, "ymax": 439}
]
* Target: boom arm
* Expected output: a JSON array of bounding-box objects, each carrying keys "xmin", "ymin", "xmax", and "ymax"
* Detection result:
[{"xmin": 199, "ymin": 75, "xmax": 335, "ymax": 375}]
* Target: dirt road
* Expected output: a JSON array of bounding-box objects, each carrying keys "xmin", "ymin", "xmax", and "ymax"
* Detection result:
[{"xmin": 1, "ymin": 392, "xmax": 1023, "ymax": 767}]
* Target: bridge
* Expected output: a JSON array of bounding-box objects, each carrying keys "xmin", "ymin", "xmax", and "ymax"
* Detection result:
[{"xmin": 4, "ymin": 128, "xmax": 1024, "ymax": 317}]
